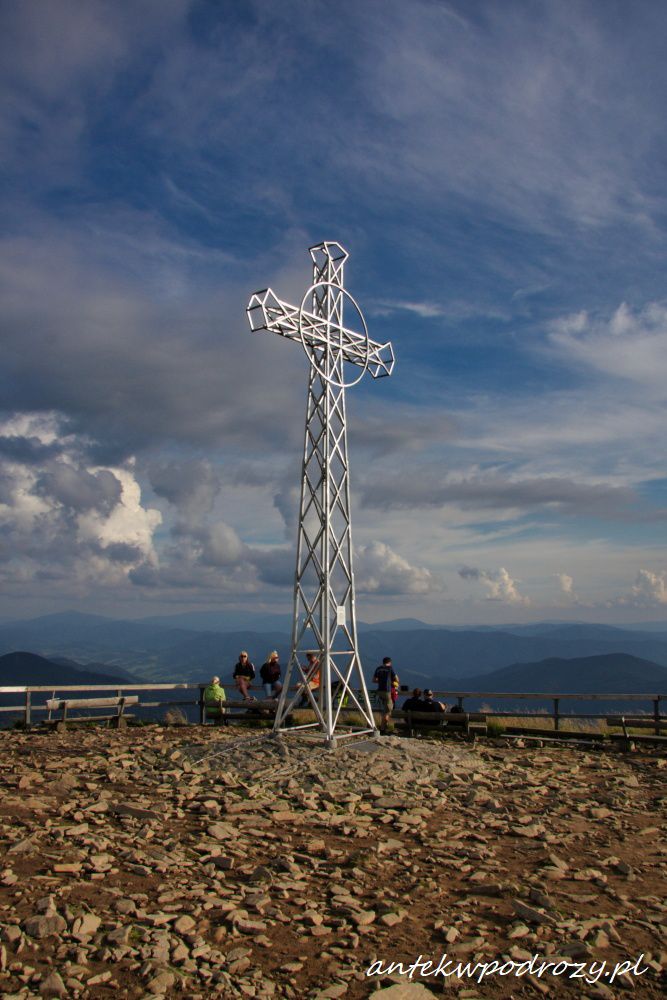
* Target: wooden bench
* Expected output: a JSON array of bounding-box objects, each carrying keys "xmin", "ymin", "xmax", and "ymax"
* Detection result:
[
  {"xmin": 45, "ymin": 695, "xmax": 139, "ymax": 732},
  {"xmin": 606, "ymin": 716, "xmax": 667, "ymax": 731},
  {"xmin": 203, "ymin": 697, "xmax": 278, "ymax": 726},
  {"xmin": 391, "ymin": 709, "xmax": 487, "ymax": 738}
]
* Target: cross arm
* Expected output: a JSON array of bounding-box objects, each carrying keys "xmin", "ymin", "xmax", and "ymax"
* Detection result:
[{"xmin": 247, "ymin": 288, "xmax": 394, "ymax": 378}]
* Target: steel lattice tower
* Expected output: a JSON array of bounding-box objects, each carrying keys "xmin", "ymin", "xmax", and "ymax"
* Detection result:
[{"xmin": 247, "ymin": 242, "xmax": 395, "ymax": 744}]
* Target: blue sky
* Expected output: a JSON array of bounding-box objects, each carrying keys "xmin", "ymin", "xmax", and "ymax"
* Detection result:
[{"xmin": 1, "ymin": 0, "xmax": 666, "ymax": 623}]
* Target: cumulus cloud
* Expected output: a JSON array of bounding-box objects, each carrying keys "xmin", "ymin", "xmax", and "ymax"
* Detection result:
[
  {"xmin": 149, "ymin": 459, "xmax": 222, "ymax": 518},
  {"xmin": 0, "ymin": 415, "xmax": 161, "ymax": 592},
  {"xmin": 354, "ymin": 541, "xmax": 439, "ymax": 595},
  {"xmin": 250, "ymin": 540, "xmax": 439, "ymax": 597},
  {"xmin": 630, "ymin": 569, "xmax": 667, "ymax": 605},
  {"xmin": 35, "ymin": 461, "xmax": 122, "ymax": 515},
  {"xmin": 459, "ymin": 565, "xmax": 530, "ymax": 606},
  {"xmin": 556, "ymin": 573, "xmax": 575, "ymax": 597}
]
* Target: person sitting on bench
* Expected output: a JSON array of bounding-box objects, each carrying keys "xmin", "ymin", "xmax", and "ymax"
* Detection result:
[
  {"xmin": 204, "ymin": 676, "xmax": 227, "ymax": 723},
  {"xmin": 233, "ymin": 651, "xmax": 256, "ymax": 701},
  {"xmin": 422, "ymin": 689, "xmax": 449, "ymax": 713},
  {"xmin": 260, "ymin": 651, "xmax": 283, "ymax": 699},
  {"xmin": 402, "ymin": 688, "xmax": 424, "ymax": 712}
]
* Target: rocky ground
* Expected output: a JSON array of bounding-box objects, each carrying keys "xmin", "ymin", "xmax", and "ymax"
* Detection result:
[{"xmin": 0, "ymin": 725, "xmax": 665, "ymax": 999}]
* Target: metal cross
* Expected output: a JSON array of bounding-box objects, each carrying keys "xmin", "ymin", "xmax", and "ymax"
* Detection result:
[{"xmin": 247, "ymin": 241, "xmax": 395, "ymax": 745}]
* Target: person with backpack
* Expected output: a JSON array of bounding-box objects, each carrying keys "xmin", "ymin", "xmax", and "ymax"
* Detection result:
[
  {"xmin": 260, "ymin": 650, "xmax": 283, "ymax": 699},
  {"xmin": 372, "ymin": 656, "xmax": 398, "ymax": 733}
]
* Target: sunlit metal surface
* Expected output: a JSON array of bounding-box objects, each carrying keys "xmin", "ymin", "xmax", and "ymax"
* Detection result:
[{"xmin": 247, "ymin": 242, "xmax": 395, "ymax": 745}]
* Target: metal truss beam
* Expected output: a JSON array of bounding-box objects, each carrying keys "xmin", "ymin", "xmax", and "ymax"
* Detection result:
[{"xmin": 247, "ymin": 242, "xmax": 395, "ymax": 745}]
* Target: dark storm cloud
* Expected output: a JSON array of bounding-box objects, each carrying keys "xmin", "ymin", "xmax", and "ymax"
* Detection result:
[
  {"xmin": 0, "ymin": 214, "xmax": 307, "ymax": 466},
  {"xmin": 149, "ymin": 459, "xmax": 222, "ymax": 516},
  {"xmin": 0, "ymin": 467, "xmax": 16, "ymax": 505},
  {"xmin": 0, "ymin": 434, "xmax": 62, "ymax": 464},
  {"xmin": 34, "ymin": 461, "xmax": 122, "ymax": 514},
  {"xmin": 359, "ymin": 473, "xmax": 637, "ymax": 518},
  {"xmin": 128, "ymin": 555, "xmax": 258, "ymax": 595},
  {"xmin": 102, "ymin": 541, "xmax": 145, "ymax": 564},
  {"xmin": 350, "ymin": 409, "xmax": 457, "ymax": 457},
  {"xmin": 251, "ymin": 546, "xmax": 294, "ymax": 588}
]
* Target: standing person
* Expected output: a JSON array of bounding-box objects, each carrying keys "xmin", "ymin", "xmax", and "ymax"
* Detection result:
[
  {"xmin": 390, "ymin": 676, "xmax": 400, "ymax": 708},
  {"xmin": 260, "ymin": 650, "xmax": 283, "ymax": 699},
  {"xmin": 373, "ymin": 656, "xmax": 398, "ymax": 733},
  {"xmin": 233, "ymin": 651, "xmax": 256, "ymax": 702}
]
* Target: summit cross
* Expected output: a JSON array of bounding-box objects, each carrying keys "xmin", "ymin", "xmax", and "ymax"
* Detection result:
[{"xmin": 247, "ymin": 241, "xmax": 395, "ymax": 745}]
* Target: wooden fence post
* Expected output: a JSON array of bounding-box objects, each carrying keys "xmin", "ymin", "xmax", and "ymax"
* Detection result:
[
  {"xmin": 654, "ymin": 698, "xmax": 661, "ymax": 737},
  {"xmin": 25, "ymin": 689, "xmax": 31, "ymax": 729},
  {"xmin": 199, "ymin": 687, "xmax": 206, "ymax": 726},
  {"xmin": 553, "ymin": 698, "xmax": 560, "ymax": 732}
]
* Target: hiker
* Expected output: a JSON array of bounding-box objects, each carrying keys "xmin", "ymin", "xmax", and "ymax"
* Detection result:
[
  {"xmin": 233, "ymin": 651, "xmax": 256, "ymax": 701},
  {"xmin": 390, "ymin": 676, "xmax": 400, "ymax": 708},
  {"xmin": 260, "ymin": 650, "xmax": 283, "ymax": 699},
  {"xmin": 402, "ymin": 688, "xmax": 424, "ymax": 712},
  {"xmin": 203, "ymin": 675, "xmax": 227, "ymax": 724},
  {"xmin": 372, "ymin": 656, "xmax": 398, "ymax": 732},
  {"xmin": 298, "ymin": 651, "xmax": 321, "ymax": 707},
  {"xmin": 422, "ymin": 689, "xmax": 448, "ymax": 713}
]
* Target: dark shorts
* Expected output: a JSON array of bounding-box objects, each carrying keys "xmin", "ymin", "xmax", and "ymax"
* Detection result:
[{"xmin": 376, "ymin": 691, "xmax": 392, "ymax": 711}]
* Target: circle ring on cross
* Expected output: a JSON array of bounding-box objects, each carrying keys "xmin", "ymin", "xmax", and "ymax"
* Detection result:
[{"xmin": 298, "ymin": 282, "xmax": 370, "ymax": 389}]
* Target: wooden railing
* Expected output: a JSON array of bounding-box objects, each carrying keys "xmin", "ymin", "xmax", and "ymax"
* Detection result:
[
  {"xmin": 429, "ymin": 689, "xmax": 665, "ymax": 736},
  {"xmin": 0, "ymin": 684, "xmax": 664, "ymax": 735}
]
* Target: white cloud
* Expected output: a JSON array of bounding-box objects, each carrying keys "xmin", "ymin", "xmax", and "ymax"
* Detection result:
[
  {"xmin": 557, "ymin": 573, "xmax": 574, "ymax": 596},
  {"xmin": 549, "ymin": 301, "xmax": 667, "ymax": 396},
  {"xmin": 79, "ymin": 466, "xmax": 161, "ymax": 564},
  {"xmin": 0, "ymin": 414, "xmax": 161, "ymax": 590},
  {"xmin": 354, "ymin": 541, "xmax": 440, "ymax": 596},
  {"xmin": 371, "ymin": 299, "xmax": 446, "ymax": 319},
  {"xmin": 358, "ymin": 1, "xmax": 665, "ymax": 233},
  {"xmin": 630, "ymin": 569, "xmax": 667, "ymax": 606},
  {"xmin": 459, "ymin": 565, "xmax": 530, "ymax": 606}
]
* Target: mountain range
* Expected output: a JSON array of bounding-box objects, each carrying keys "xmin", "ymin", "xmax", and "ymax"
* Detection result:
[
  {"xmin": 0, "ymin": 648, "xmax": 663, "ymax": 723},
  {"xmin": 0, "ymin": 650, "xmax": 134, "ymax": 687},
  {"xmin": 0, "ymin": 612, "xmax": 666, "ymax": 694}
]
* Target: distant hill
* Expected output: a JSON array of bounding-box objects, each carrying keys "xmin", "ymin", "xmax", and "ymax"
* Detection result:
[
  {"xmin": 358, "ymin": 617, "xmax": 438, "ymax": 632},
  {"xmin": 357, "ymin": 627, "xmax": 667, "ymax": 679},
  {"xmin": 426, "ymin": 653, "xmax": 667, "ymax": 713},
  {"xmin": 0, "ymin": 651, "xmax": 136, "ymax": 687},
  {"xmin": 136, "ymin": 609, "xmax": 292, "ymax": 632},
  {"xmin": 48, "ymin": 656, "xmax": 140, "ymax": 683},
  {"xmin": 437, "ymin": 652, "xmax": 667, "ymax": 692},
  {"xmin": 1, "ymin": 612, "xmax": 667, "ymax": 688}
]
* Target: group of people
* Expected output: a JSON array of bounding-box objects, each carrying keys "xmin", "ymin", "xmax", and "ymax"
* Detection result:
[
  {"xmin": 204, "ymin": 651, "xmax": 453, "ymax": 731},
  {"xmin": 371, "ymin": 657, "xmax": 452, "ymax": 730},
  {"xmin": 204, "ymin": 648, "xmax": 322, "ymax": 711},
  {"xmin": 204, "ymin": 649, "xmax": 284, "ymax": 711}
]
